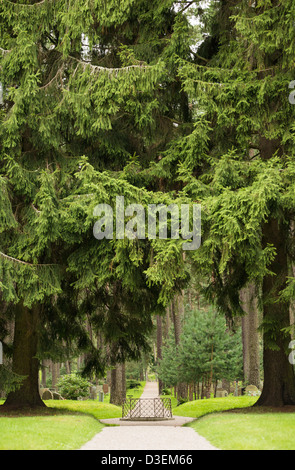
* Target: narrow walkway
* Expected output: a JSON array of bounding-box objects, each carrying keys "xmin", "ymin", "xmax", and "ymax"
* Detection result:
[
  {"xmin": 139, "ymin": 381, "xmax": 159, "ymax": 398},
  {"xmin": 80, "ymin": 382, "xmax": 219, "ymax": 450},
  {"xmin": 80, "ymin": 425, "xmax": 218, "ymax": 450}
]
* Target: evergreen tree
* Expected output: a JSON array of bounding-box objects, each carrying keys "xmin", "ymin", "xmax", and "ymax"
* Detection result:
[
  {"xmin": 0, "ymin": 0, "xmax": 191, "ymax": 408},
  {"xmin": 158, "ymin": 306, "xmax": 243, "ymax": 397},
  {"xmin": 157, "ymin": 327, "xmax": 179, "ymax": 389},
  {"xmin": 152, "ymin": 0, "xmax": 295, "ymax": 406}
]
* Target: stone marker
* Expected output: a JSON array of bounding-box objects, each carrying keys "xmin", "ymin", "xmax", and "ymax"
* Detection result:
[
  {"xmin": 90, "ymin": 386, "xmax": 98, "ymax": 400},
  {"xmin": 245, "ymin": 385, "xmax": 259, "ymax": 395},
  {"xmin": 216, "ymin": 390, "xmax": 228, "ymax": 398},
  {"xmin": 41, "ymin": 389, "xmax": 53, "ymax": 400}
]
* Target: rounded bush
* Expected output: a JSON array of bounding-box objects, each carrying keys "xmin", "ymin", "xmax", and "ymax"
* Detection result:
[{"xmin": 57, "ymin": 373, "xmax": 91, "ymax": 400}]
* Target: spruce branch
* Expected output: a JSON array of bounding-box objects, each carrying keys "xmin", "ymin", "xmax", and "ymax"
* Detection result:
[
  {"xmin": 39, "ymin": 65, "xmax": 64, "ymax": 90},
  {"xmin": 2, "ymin": 0, "xmax": 51, "ymax": 7},
  {"xmin": 31, "ymin": 203, "xmax": 41, "ymax": 214},
  {"xmin": 190, "ymin": 50, "xmax": 209, "ymax": 63},
  {"xmin": 68, "ymin": 56, "xmax": 154, "ymax": 75},
  {"xmin": 0, "ymin": 47, "xmax": 11, "ymax": 55},
  {"xmin": 0, "ymin": 251, "xmax": 55, "ymax": 267},
  {"xmin": 177, "ymin": 1, "xmax": 195, "ymax": 14}
]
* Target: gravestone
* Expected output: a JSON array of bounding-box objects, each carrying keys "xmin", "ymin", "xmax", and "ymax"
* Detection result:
[
  {"xmin": 103, "ymin": 384, "xmax": 109, "ymax": 394},
  {"xmin": 229, "ymin": 384, "xmax": 235, "ymax": 394},
  {"xmin": 216, "ymin": 390, "xmax": 228, "ymax": 398},
  {"xmin": 52, "ymin": 391, "xmax": 64, "ymax": 400},
  {"xmin": 245, "ymin": 385, "xmax": 259, "ymax": 395},
  {"xmin": 41, "ymin": 389, "xmax": 53, "ymax": 400},
  {"xmin": 90, "ymin": 386, "xmax": 97, "ymax": 400}
]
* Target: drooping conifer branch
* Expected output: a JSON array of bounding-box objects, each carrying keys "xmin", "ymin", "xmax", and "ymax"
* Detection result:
[
  {"xmin": 2, "ymin": 0, "xmax": 52, "ymax": 7},
  {"xmin": 0, "ymin": 251, "xmax": 56, "ymax": 267},
  {"xmin": 0, "ymin": 47, "xmax": 11, "ymax": 55},
  {"xmin": 68, "ymin": 55, "xmax": 156, "ymax": 75}
]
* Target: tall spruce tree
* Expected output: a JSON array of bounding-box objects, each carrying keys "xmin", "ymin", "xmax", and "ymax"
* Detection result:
[
  {"xmin": 4, "ymin": 0, "xmax": 294, "ymax": 411},
  {"xmin": 151, "ymin": 0, "xmax": 295, "ymax": 406},
  {"xmin": 158, "ymin": 307, "xmax": 243, "ymax": 395},
  {"xmin": 0, "ymin": 0, "xmax": 193, "ymax": 408}
]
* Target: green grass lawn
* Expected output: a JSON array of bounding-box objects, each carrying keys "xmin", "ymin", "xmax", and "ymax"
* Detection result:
[
  {"xmin": 173, "ymin": 395, "xmax": 258, "ymax": 417},
  {"xmin": 0, "ymin": 414, "xmax": 104, "ymax": 450},
  {"xmin": 189, "ymin": 411, "xmax": 295, "ymax": 450},
  {"xmin": 172, "ymin": 396, "xmax": 295, "ymax": 450},
  {"xmin": 126, "ymin": 381, "xmax": 146, "ymax": 399},
  {"xmin": 47, "ymin": 399, "xmax": 122, "ymax": 419},
  {"xmin": 0, "ymin": 382, "xmax": 144, "ymax": 450},
  {"xmin": 0, "ymin": 398, "xmax": 121, "ymax": 450},
  {"xmin": 2, "ymin": 393, "xmax": 295, "ymax": 450}
]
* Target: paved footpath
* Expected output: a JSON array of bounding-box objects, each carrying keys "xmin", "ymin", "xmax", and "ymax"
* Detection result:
[{"xmin": 80, "ymin": 382, "xmax": 219, "ymax": 451}]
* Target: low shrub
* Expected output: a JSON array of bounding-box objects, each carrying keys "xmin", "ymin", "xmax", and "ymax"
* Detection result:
[
  {"xmin": 126, "ymin": 380, "xmax": 142, "ymax": 390},
  {"xmin": 57, "ymin": 374, "xmax": 91, "ymax": 400}
]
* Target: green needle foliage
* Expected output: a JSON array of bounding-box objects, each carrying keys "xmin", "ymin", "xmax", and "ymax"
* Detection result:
[
  {"xmin": 158, "ymin": 307, "xmax": 243, "ymax": 393},
  {"xmin": 0, "ymin": 0, "xmax": 194, "ymax": 407},
  {"xmin": 1, "ymin": 0, "xmax": 295, "ymax": 409},
  {"xmin": 152, "ymin": 0, "xmax": 295, "ymax": 406}
]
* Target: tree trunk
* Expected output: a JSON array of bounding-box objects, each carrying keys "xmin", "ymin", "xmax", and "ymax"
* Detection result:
[
  {"xmin": 189, "ymin": 383, "xmax": 194, "ymax": 401},
  {"xmin": 254, "ymin": 137, "xmax": 295, "ymax": 407},
  {"xmin": 41, "ymin": 360, "xmax": 48, "ymax": 388},
  {"xmin": 3, "ymin": 303, "xmax": 45, "ymax": 409},
  {"xmin": 172, "ymin": 294, "xmax": 187, "ymax": 401},
  {"xmin": 290, "ymin": 261, "xmax": 295, "ymax": 340},
  {"xmin": 65, "ymin": 360, "xmax": 71, "ymax": 374},
  {"xmin": 255, "ymin": 215, "xmax": 295, "ymax": 406},
  {"xmin": 156, "ymin": 314, "xmax": 163, "ymax": 395},
  {"xmin": 51, "ymin": 362, "xmax": 60, "ymax": 391},
  {"xmin": 164, "ymin": 304, "xmax": 171, "ymax": 339},
  {"xmin": 240, "ymin": 284, "xmax": 261, "ymax": 388},
  {"xmin": 121, "ymin": 362, "xmax": 126, "ymax": 401},
  {"xmin": 206, "ymin": 343, "xmax": 214, "ymax": 399},
  {"xmin": 110, "ymin": 363, "xmax": 126, "ymax": 406},
  {"xmin": 242, "ymin": 313, "xmax": 250, "ymax": 383},
  {"xmin": 201, "ymin": 379, "xmax": 205, "ymax": 399},
  {"xmin": 139, "ymin": 361, "xmax": 144, "ymax": 381}
]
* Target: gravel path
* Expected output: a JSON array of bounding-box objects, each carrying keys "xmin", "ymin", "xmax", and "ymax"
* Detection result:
[
  {"xmin": 80, "ymin": 382, "xmax": 219, "ymax": 451},
  {"xmin": 80, "ymin": 425, "xmax": 218, "ymax": 450}
]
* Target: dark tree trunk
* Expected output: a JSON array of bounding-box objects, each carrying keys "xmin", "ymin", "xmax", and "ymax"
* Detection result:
[
  {"xmin": 255, "ymin": 137, "xmax": 295, "ymax": 407},
  {"xmin": 164, "ymin": 304, "xmax": 171, "ymax": 339},
  {"xmin": 3, "ymin": 303, "xmax": 45, "ymax": 409},
  {"xmin": 110, "ymin": 363, "xmax": 126, "ymax": 406},
  {"xmin": 41, "ymin": 360, "xmax": 48, "ymax": 388},
  {"xmin": 240, "ymin": 284, "xmax": 261, "ymax": 388},
  {"xmin": 51, "ymin": 361, "xmax": 59, "ymax": 391},
  {"xmin": 255, "ymin": 217, "xmax": 295, "ymax": 406}
]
